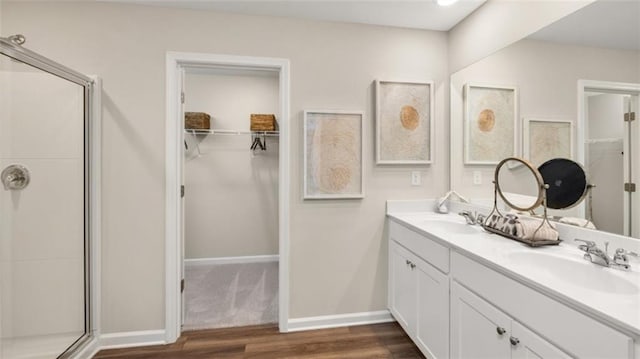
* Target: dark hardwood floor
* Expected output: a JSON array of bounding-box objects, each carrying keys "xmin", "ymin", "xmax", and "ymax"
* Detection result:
[{"xmin": 93, "ymin": 322, "xmax": 425, "ymax": 358}]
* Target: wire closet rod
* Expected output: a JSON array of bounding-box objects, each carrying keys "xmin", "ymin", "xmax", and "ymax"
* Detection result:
[{"xmin": 185, "ymin": 129, "xmax": 279, "ymax": 136}]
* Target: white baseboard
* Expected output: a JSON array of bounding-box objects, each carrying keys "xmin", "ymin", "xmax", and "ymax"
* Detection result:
[
  {"xmin": 82, "ymin": 311, "xmax": 391, "ymax": 355},
  {"xmin": 71, "ymin": 336, "xmax": 100, "ymax": 359},
  {"xmin": 99, "ymin": 330, "xmax": 166, "ymax": 350},
  {"xmin": 286, "ymin": 310, "xmax": 395, "ymax": 332},
  {"xmin": 185, "ymin": 255, "xmax": 279, "ymax": 266}
]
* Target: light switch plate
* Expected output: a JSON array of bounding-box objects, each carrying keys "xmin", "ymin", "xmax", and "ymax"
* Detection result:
[
  {"xmin": 411, "ymin": 171, "xmax": 422, "ymax": 186},
  {"xmin": 473, "ymin": 171, "xmax": 482, "ymax": 185}
]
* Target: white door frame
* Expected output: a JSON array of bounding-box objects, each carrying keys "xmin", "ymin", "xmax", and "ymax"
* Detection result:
[
  {"xmin": 577, "ymin": 79, "xmax": 640, "ymax": 233},
  {"xmin": 165, "ymin": 52, "xmax": 291, "ymax": 343}
]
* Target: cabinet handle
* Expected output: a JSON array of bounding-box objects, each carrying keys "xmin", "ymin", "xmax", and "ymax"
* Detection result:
[
  {"xmin": 496, "ymin": 327, "xmax": 506, "ymax": 335},
  {"xmin": 410, "ymin": 263, "xmax": 416, "ymax": 269},
  {"xmin": 405, "ymin": 259, "xmax": 411, "ymax": 266},
  {"xmin": 510, "ymin": 337, "xmax": 520, "ymax": 346}
]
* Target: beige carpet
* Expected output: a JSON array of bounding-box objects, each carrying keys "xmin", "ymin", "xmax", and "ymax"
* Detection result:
[{"xmin": 183, "ymin": 261, "xmax": 278, "ymax": 331}]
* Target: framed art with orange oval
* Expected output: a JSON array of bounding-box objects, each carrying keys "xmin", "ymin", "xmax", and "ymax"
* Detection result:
[
  {"xmin": 375, "ymin": 80, "xmax": 434, "ymax": 165},
  {"xmin": 463, "ymin": 83, "xmax": 518, "ymax": 165}
]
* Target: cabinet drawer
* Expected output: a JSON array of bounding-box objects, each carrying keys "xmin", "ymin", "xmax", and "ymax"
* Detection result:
[
  {"xmin": 452, "ymin": 252, "xmax": 633, "ymax": 359},
  {"xmin": 389, "ymin": 220, "xmax": 449, "ymax": 273}
]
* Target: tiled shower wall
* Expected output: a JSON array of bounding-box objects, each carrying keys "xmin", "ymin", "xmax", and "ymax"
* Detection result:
[{"xmin": 0, "ymin": 67, "xmax": 85, "ymax": 338}]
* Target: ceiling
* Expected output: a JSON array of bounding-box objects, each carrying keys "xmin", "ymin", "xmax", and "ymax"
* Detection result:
[
  {"xmin": 528, "ymin": 0, "xmax": 640, "ymax": 51},
  {"xmin": 110, "ymin": 0, "xmax": 486, "ymax": 31},
  {"xmin": 107, "ymin": 0, "xmax": 639, "ymax": 49}
]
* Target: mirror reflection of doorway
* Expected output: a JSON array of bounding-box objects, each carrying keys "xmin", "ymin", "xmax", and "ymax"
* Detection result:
[{"xmin": 585, "ymin": 91, "xmax": 639, "ymax": 237}]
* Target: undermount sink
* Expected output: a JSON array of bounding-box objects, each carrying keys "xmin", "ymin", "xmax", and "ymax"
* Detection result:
[
  {"xmin": 419, "ymin": 218, "xmax": 480, "ymax": 235},
  {"xmin": 508, "ymin": 251, "xmax": 639, "ymax": 295}
]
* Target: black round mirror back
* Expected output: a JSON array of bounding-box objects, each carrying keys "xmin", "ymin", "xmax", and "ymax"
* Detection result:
[{"xmin": 538, "ymin": 158, "xmax": 588, "ymax": 210}]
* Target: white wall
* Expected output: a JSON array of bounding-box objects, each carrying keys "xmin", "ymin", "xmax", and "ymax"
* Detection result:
[
  {"xmin": 2, "ymin": 2, "xmax": 449, "ymax": 333},
  {"xmin": 0, "ymin": 68, "xmax": 84, "ymax": 339},
  {"xmin": 448, "ymin": 0, "xmax": 594, "ymax": 73},
  {"xmin": 184, "ymin": 70, "xmax": 279, "ymax": 259},
  {"xmin": 450, "ymin": 39, "xmax": 640, "ymax": 201}
]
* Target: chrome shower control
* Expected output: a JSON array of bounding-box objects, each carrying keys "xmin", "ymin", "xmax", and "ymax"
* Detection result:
[
  {"xmin": 2, "ymin": 164, "xmax": 30, "ymax": 190},
  {"xmin": 8, "ymin": 34, "xmax": 26, "ymax": 46}
]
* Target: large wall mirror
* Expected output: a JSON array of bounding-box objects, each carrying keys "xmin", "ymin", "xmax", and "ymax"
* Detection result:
[{"xmin": 450, "ymin": 0, "xmax": 640, "ymax": 238}]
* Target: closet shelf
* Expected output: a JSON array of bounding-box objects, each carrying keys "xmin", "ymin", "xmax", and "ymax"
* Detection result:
[
  {"xmin": 185, "ymin": 129, "xmax": 280, "ymax": 137},
  {"xmin": 184, "ymin": 128, "xmax": 278, "ymax": 156}
]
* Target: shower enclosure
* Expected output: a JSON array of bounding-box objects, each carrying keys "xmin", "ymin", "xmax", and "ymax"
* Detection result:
[{"xmin": 0, "ymin": 36, "xmax": 97, "ymax": 358}]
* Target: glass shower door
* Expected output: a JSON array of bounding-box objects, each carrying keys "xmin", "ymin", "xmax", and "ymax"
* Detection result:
[{"xmin": 0, "ymin": 50, "xmax": 87, "ymax": 358}]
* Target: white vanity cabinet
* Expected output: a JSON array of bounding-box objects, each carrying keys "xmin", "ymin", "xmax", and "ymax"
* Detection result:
[
  {"xmin": 451, "ymin": 281, "xmax": 571, "ymax": 359},
  {"xmin": 389, "ymin": 241, "xmax": 418, "ymax": 333},
  {"xmin": 389, "ymin": 222, "xmax": 450, "ymax": 359},
  {"xmin": 388, "ymin": 217, "xmax": 637, "ymax": 359},
  {"xmin": 511, "ymin": 321, "xmax": 573, "ymax": 359},
  {"xmin": 451, "ymin": 252, "xmax": 634, "ymax": 359}
]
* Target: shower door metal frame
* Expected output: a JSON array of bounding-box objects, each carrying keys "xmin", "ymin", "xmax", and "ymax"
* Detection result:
[{"xmin": 0, "ymin": 37, "xmax": 101, "ymax": 358}]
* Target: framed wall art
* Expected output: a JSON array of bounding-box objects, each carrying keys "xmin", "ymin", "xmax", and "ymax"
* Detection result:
[
  {"xmin": 523, "ymin": 118, "xmax": 573, "ymax": 166},
  {"xmin": 375, "ymin": 80, "xmax": 434, "ymax": 164},
  {"xmin": 464, "ymin": 83, "xmax": 518, "ymax": 165},
  {"xmin": 303, "ymin": 110, "xmax": 364, "ymax": 199}
]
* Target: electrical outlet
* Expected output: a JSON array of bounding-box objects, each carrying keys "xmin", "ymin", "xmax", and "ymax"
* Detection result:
[
  {"xmin": 473, "ymin": 171, "xmax": 482, "ymax": 185},
  {"xmin": 411, "ymin": 171, "xmax": 422, "ymax": 186}
]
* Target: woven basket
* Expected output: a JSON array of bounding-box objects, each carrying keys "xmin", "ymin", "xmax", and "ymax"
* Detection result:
[
  {"xmin": 185, "ymin": 112, "xmax": 211, "ymax": 130},
  {"xmin": 250, "ymin": 114, "xmax": 277, "ymax": 131}
]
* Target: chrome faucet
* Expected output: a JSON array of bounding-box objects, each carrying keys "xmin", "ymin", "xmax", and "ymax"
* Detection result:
[
  {"xmin": 459, "ymin": 211, "xmax": 477, "ymax": 225},
  {"xmin": 458, "ymin": 211, "xmax": 487, "ymax": 226},
  {"xmin": 574, "ymin": 239, "xmax": 637, "ymax": 270},
  {"xmin": 612, "ymin": 248, "xmax": 639, "ymax": 270},
  {"xmin": 575, "ymin": 239, "xmax": 610, "ymax": 266}
]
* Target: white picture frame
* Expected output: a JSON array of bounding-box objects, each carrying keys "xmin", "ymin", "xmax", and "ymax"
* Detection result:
[
  {"xmin": 463, "ymin": 83, "xmax": 518, "ymax": 165},
  {"xmin": 375, "ymin": 80, "xmax": 434, "ymax": 165},
  {"xmin": 523, "ymin": 118, "xmax": 573, "ymax": 166},
  {"xmin": 303, "ymin": 110, "xmax": 364, "ymax": 199}
]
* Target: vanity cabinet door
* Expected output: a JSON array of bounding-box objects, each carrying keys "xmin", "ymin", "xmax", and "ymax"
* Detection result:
[
  {"xmin": 511, "ymin": 321, "xmax": 572, "ymax": 359},
  {"xmin": 389, "ymin": 237, "xmax": 451, "ymax": 359},
  {"xmin": 451, "ymin": 281, "xmax": 511, "ymax": 359},
  {"xmin": 415, "ymin": 258, "xmax": 449, "ymax": 359},
  {"xmin": 389, "ymin": 241, "xmax": 417, "ymax": 334}
]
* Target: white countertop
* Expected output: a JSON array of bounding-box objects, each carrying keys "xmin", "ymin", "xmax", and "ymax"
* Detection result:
[{"xmin": 387, "ymin": 208, "xmax": 640, "ymax": 337}]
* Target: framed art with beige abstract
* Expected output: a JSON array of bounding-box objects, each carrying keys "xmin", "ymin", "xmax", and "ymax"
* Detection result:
[
  {"xmin": 523, "ymin": 118, "xmax": 573, "ymax": 166},
  {"xmin": 464, "ymin": 83, "xmax": 517, "ymax": 165},
  {"xmin": 375, "ymin": 80, "xmax": 434, "ymax": 164},
  {"xmin": 303, "ymin": 110, "xmax": 364, "ymax": 199}
]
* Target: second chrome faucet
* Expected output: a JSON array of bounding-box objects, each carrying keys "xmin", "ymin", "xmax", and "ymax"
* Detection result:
[{"xmin": 575, "ymin": 239, "xmax": 638, "ymax": 271}]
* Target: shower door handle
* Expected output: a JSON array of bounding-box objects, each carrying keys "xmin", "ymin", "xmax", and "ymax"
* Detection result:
[{"xmin": 2, "ymin": 164, "xmax": 31, "ymax": 190}]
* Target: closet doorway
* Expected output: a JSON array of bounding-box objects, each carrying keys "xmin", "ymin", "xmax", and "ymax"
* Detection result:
[
  {"xmin": 165, "ymin": 53, "xmax": 290, "ymax": 342},
  {"xmin": 183, "ymin": 67, "xmax": 279, "ymax": 330}
]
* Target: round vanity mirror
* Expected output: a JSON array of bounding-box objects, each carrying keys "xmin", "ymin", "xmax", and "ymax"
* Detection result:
[
  {"xmin": 495, "ymin": 157, "xmax": 544, "ymax": 212},
  {"xmin": 538, "ymin": 158, "xmax": 589, "ymax": 210}
]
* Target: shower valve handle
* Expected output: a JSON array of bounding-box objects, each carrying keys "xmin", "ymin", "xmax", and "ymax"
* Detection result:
[{"xmin": 1, "ymin": 164, "xmax": 30, "ymax": 190}]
